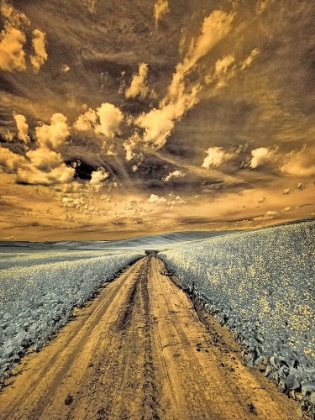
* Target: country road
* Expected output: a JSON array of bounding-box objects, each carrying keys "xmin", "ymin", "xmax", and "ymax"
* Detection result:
[{"xmin": 0, "ymin": 256, "xmax": 300, "ymax": 420}]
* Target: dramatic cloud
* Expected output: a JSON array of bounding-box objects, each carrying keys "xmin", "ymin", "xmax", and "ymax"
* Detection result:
[
  {"xmin": 181, "ymin": 10, "xmax": 235, "ymax": 74},
  {"xmin": 202, "ymin": 147, "xmax": 231, "ymax": 169},
  {"xmin": 90, "ymin": 167, "xmax": 109, "ymax": 191},
  {"xmin": 96, "ymin": 103, "xmax": 123, "ymax": 138},
  {"xmin": 0, "ymin": 25, "xmax": 26, "ymax": 71},
  {"xmin": 250, "ymin": 147, "xmax": 273, "ymax": 169},
  {"xmin": 148, "ymin": 194, "xmax": 166, "ymax": 204},
  {"xmin": 134, "ymin": 10, "xmax": 234, "ymax": 151},
  {"xmin": 13, "ymin": 113, "xmax": 29, "ymax": 143},
  {"xmin": 281, "ymin": 146, "xmax": 315, "ymax": 177},
  {"xmin": 0, "ymin": 146, "xmax": 25, "ymax": 173},
  {"xmin": 164, "ymin": 170, "xmax": 184, "ymax": 182},
  {"xmin": 15, "ymin": 147, "xmax": 74, "ymax": 185},
  {"xmin": 30, "ymin": 29, "xmax": 47, "ymax": 72},
  {"xmin": 154, "ymin": 0, "xmax": 169, "ymax": 26},
  {"xmin": 74, "ymin": 103, "xmax": 123, "ymax": 138},
  {"xmin": 125, "ymin": 63, "xmax": 149, "ymax": 99},
  {"xmin": 73, "ymin": 108, "xmax": 98, "ymax": 132},
  {"xmin": 0, "ymin": 1, "xmax": 30, "ymax": 72},
  {"xmin": 36, "ymin": 113, "xmax": 70, "ymax": 150}
]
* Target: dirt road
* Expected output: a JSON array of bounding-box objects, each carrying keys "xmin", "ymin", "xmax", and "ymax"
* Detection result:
[{"xmin": 0, "ymin": 256, "xmax": 300, "ymax": 419}]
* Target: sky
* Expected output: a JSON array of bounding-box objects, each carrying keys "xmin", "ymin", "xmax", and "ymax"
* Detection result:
[{"xmin": 0, "ymin": 0, "xmax": 315, "ymax": 240}]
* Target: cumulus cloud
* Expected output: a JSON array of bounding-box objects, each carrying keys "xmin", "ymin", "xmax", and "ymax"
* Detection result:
[
  {"xmin": 136, "ymin": 81, "xmax": 200, "ymax": 149},
  {"xmin": 15, "ymin": 147, "xmax": 75, "ymax": 185},
  {"xmin": 36, "ymin": 113, "xmax": 70, "ymax": 150},
  {"xmin": 283, "ymin": 188, "xmax": 290, "ymax": 195},
  {"xmin": 202, "ymin": 147, "xmax": 231, "ymax": 168},
  {"xmin": 182, "ymin": 10, "xmax": 235, "ymax": 74},
  {"xmin": 125, "ymin": 63, "xmax": 149, "ymax": 99},
  {"xmin": 164, "ymin": 170, "xmax": 184, "ymax": 182},
  {"xmin": 133, "ymin": 10, "xmax": 234, "ymax": 151},
  {"xmin": 281, "ymin": 146, "xmax": 315, "ymax": 177},
  {"xmin": 250, "ymin": 147, "xmax": 273, "ymax": 169},
  {"xmin": 17, "ymin": 163, "xmax": 74, "ymax": 185},
  {"xmin": 13, "ymin": 113, "xmax": 29, "ymax": 143},
  {"xmin": 73, "ymin": 108, "xmax": 97, "ymax": 132},
  {"xmin": 30, "ymin": 29, "xmax": 47, "ymax": 72},
  {"xmin": 0, "ymin": 1, "xmax": 31, "ymax": 72},
  {"xmin": 0, "ymin": 1, "xmax": 30, "ymax": 27},
  {"xmin": 96, "ymin": 103, "xmax": 123, "ymax": 137},
  {"xmin": 0, "ymin": 25, "xmax": 26, "ymax": 71},
  {"xmin": 74, "ymin": 103, "xmax": 123, "ymax": 138},
  {"xmin": 0, "ymin": 146, "xmax": 25, "ymax": 173},
  {"xmin": 154, "ymin": 0, "xmax": 169, "ymax": 26},
  {"xmin": 148, "ymin": 194, "xmax": 166, "ymax": 204},
  {"xmin": 123, "ymin": 132, "xmax": 140, "ymax": 161},
  {"xmin": 90, "ymin": 167, "xmax": 109, "ymax": 191},
  {"xmin": 26, "ymin": 148, "xmax": 63, "ymax": 171}
]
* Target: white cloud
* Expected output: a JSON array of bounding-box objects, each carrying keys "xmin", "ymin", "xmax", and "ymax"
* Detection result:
[
  {"xmin": 0, "ymin": 25, "xmax": 26, "ymax": 71},
  {"xmin": 74, "ymin": 103, "xmax": 123, "ymax": 138},
  {"xmin": 90, "ymin": 167, "xmax": 109, "ymax": 191},
  {"xmin": 283, "ymin": 188, "xmax": 290, "ymax": 195},
  {"xmin": 214, "ymin": 55, "xmax": 235, "ymax": 77},
  {"xmin": 154, "ymin": 0, "xmax": 169, "ymax": 26},
  {"xmin": 125, "ymin": 63, "xmax": 149, "ymax": 99},
  {"xmin": 96, "ymin": 103, "xmax": 123, "ymax": 138},
  {"xmin": 133, "ymin": 10, "xmax": 234, "ymax": 151},
  {"xmin": 258, "ymin": 197, "xmax": 266, "ymax": 203},
  {"xmin": 148, "ymin": 194, "xmax": 166, "ymax": 204},
  {"xmin": 281, "ymin": 146, "xmax": 315, "ymax": 177},
  {"xmin": 164, "ymin": 170, "xmax": 184, "ymax": 182},
  {"xmin": 0, "ymin": 1, "xmax": 30, "ymax": 72},
  {"xmin": 13, "ymin": 113, "xmax": 29, "ymax": 143},
  {"xmin": 250, "ymin": 147, "xmax": 272, "ymax": 169},
  {"xmin": 36, "ymin": 113, "xmax": 70, "ymax": 150},
  {"xmin": 26, "ymin": 148, "xmax": 63, "ymax": 171},
  {"xmin": 16, "ymin": 147, "xmax": 74, "ymax": 185},
  {"xmin": 202, "ymin": 147, "xmax": 231, "ymax": 168},
  {"xmin": 123, "ymin": 132, "xmax": 140, "ymax": 161},
  {"xmin": 73, "ymin": 108, "xmax": 97, "ymax": 132},
  {"xmin": 30, "ymin": 29, "xmax": 47, "ymax": 72},
  {"xmin": 0, "ymin": 146, "xmax": 25, "ymax": 173},
  {"xmin": 183, "ymin": 10, "xmax": 235, "ymax": 74}
]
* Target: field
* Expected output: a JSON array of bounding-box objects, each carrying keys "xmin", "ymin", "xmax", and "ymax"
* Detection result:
[{"xmin": 0, "ymin": 221, "xmax": 314, "ymax": 417}]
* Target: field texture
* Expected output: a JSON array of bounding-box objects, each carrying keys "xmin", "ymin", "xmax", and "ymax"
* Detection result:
[
  {"xmin": 159, "ymin": 221, "xmax": 315, "ymax": 401},
  {"xmin": 0, "ymin": 249, "xmax": 144, "ymax": 381}
]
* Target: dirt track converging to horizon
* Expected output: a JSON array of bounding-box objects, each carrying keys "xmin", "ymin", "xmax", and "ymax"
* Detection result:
[{"xmin": 0, "ymin": 256, "xmax": 299, "ymax": 419}]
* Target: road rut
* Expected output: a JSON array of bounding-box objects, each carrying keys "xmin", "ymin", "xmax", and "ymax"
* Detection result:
[{"xmin": 0, "ymin": 256, "xmax": 300, "ymax": 419}]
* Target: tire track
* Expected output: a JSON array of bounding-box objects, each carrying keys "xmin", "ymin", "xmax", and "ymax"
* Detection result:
[{"xmin": 0, "ymin": 256, "xmax": 301, "ymax": 420}]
